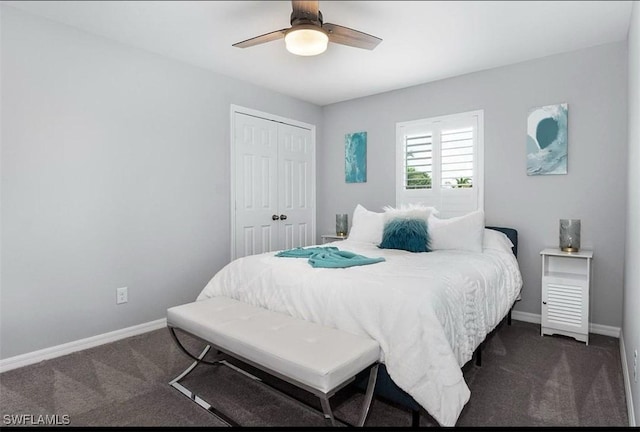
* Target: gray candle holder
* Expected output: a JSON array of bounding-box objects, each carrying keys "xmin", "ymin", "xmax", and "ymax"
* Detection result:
[
  {"xmin": 336, "ymin": 214, "xmax": 348, "ymax": 237},
  {"xmin": 559, "ymin": 219, "xmax": 581, "ymax": 252}
]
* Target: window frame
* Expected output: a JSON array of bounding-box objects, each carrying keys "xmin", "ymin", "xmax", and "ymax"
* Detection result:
[{"xmin": 395, "ymin": 110, "xmax": 484, "ymax": 217}]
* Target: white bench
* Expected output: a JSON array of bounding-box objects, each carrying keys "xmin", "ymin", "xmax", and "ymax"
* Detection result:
[{"xmin": 166, "ymin": 296, "xmax": 380, "ymax": 427}]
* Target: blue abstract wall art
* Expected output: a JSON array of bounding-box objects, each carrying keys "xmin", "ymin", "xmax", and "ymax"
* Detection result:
[
  {"xmin": 345, "ymin": 131, "xmax": 367, "ymax": 183},
  {"xmin": 527, "ymin": 103, "xmax": 568, "ymax": 175}
]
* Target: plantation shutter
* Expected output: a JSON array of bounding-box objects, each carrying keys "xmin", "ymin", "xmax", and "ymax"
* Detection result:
[
  {"xmin": 440, "ymin": 127, "xmax": 474, "ymax": 188},
  {"xmin": 404, "ymin": 133, "xmax": 433, "ymax": 190},
  {"xmin": 396, "ymin": 111, "xmax": 483, "ymax": 218}
]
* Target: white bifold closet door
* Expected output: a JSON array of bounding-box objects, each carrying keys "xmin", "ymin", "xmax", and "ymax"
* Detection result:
[{"xmin": 233, "ymin": 112, "xmax": 314, "ymax": 259}]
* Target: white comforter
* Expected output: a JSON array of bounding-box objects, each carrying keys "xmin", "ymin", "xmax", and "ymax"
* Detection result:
[{"xmin": 197, "ymin": 240, "xmax": 522, "ymax": 426}]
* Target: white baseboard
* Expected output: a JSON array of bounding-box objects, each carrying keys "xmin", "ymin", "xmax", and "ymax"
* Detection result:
[
  {"xmin": 511, "ymin": 310, "xmax": 621, "ymax": 338},
  {"xmin": 0, "ymin": 318, "xmax": 167, "ymax": 373},
  {"xmin": 620, "ymin": 331, "xmax": 637, "ymax": 427},
  {"xmin": 590, "ymin": 322, "xmax": 622, "ymax": 338},
  {"xmin": 511, "ymin": 310, "xmax": 541, "ymax": 324}
]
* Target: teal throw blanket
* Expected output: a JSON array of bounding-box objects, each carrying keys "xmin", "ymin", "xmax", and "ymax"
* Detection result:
[
  {"xmin": 275, "ymin": 246, "xmax": 339, "ymax": 258},
  {"xmin": 275, "ymin": 246, "xmax": 385, "ymax": 268},
  {"xmin": 308, "ymin": 250, "xmax": 386, "ymax": 268}
]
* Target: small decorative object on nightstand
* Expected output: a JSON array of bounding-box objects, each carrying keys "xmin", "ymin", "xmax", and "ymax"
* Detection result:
[
  {"xmin": 321, "ymin": 234, "xmax": 348, "ymax": 244},
  {"xmin": 336, "ymin": 214, "xmax": 348, "ymax": 236},
  {"xmin": 559, "ymin": 219, "xmax": 581, "ymax": 252},
  {"xmin": 540, "ymin": 248, "xmax": 593, "ymax": 344}
]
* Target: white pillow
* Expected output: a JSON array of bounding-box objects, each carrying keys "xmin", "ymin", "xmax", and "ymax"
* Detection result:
[
  {"xmin": 428, "ymin": 210, "xmax": 485, "ymax": 253},
  {"xmin": 348, "ymin": 204, "xmax": 384, "ymax": 244},
  {"xmin": 382, "ymin": 203, "xmax": 439, "ymax": 224},
  {"xmin": 483, "ymin": 229, "xmax": 515, "ymax": 254}
]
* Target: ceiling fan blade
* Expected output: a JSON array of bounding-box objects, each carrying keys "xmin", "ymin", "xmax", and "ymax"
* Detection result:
[
  {"xmin": 232, "ymin": 28, "xmax": 289, "ymax": 48},
  {"xmin": 323, "ymin": 23, "xmax": 382, "ymax": 50},
  {"xmin": 291, "ymin": 1, "xmax": 320, "ymax": 23}
]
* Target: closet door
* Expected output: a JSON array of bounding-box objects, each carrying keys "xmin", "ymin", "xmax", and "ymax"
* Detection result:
[
  {"xmin": 232, "ymin": 109, "xmax": 315, "ymax": 259},
  {"xmin": 233, "ymin": 113, "xmax": 279, "ymax": 258},
  {"xmin": 277, "ymin": 123, "xmax": 314, "ymax": 250}
]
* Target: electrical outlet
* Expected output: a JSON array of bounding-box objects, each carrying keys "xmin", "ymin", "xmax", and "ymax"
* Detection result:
[{"xmin": 116, "ymin": 287, "xmax": 128, "ymax": 305}]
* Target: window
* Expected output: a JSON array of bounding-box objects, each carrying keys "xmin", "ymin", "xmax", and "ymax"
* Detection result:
[
  {"xmin": 404, "ymin": 133, "xmax": 433, "ymax": 189},
  {"xmin": 396, "ymin": 111, "xmax": 483, "ymax": 217},
  {"xmin": 440, "ymin": 127, "xmax": 474, "ymax": 188}
]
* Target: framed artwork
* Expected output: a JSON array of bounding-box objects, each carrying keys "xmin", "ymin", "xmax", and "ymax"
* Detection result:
[
  {"xmin": 345, "ymin": 131, "xmax": 367, "ymax": 183},
  {"xmin": 527, "ymin": 103, "xmax": 568, "ymax": 175}
]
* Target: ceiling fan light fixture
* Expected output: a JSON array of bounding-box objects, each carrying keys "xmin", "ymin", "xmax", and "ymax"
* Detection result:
[{"xmin": 285, "ymin": 26, "xmax": 328, "ymax": 56}]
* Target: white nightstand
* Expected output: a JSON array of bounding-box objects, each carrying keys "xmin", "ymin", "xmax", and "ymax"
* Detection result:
[
  {"xmin": 321, "ymin": 234, "xmax": 348, "ymax": 244},
  {"xmin": 540, "ymin": 248, "xmax": 593, "ymax": 344}
]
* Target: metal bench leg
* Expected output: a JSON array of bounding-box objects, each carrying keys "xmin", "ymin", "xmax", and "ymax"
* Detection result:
[
  {"xmin": 319, "ymin": 395, "xmax": 337, "ymax": 427},
  {"xmin": 168, "ymin": 329, "xmax": 239, "ymax": 427},
  {"xmin": 169, "ymin": 344, "xmax": 211, "ymax": 385},
  {"xmin": 168, "ymin": 327, "xmax": 220, "ymax": 366},
  {"xmin": 357, "ymin": 363, "xmax": 379, "ymax": 427}
]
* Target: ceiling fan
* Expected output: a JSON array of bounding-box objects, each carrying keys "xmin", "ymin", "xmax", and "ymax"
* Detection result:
[{"xmin": 232, "ymin": 0, "xmax": 382, "ymax": 56}]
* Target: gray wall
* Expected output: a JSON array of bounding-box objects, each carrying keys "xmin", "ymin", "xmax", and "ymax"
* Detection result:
[
  {"xmin": 0, "ymin": 4, "xmax": 631, "ymax": 361},
  {"xmin": 318, "ymin": 42, "xmax": 628, "ymax": 328},
  {"xmin": 0, "ymin": 6, "xmax": 323, "ymax": 358},
  {"xmin": 624, "ymin": 1, "xmax": 640, "ymax": 425}
]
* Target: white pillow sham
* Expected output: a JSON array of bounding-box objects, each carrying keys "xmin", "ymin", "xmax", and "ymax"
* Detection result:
[
  {"xmin": 483, "ymin": 228, "xmax": 515, "ymax": 254},
  {"xmin": 348, "ymin": 204, "xmax": 385, "ymax": 244},
  {"xmin": 382, "ymin": 203, "xmax": 439, "ymax": 224},
  {"xmin": 428, "ymin": 210, "xmax": 485, "ymax": 253}
]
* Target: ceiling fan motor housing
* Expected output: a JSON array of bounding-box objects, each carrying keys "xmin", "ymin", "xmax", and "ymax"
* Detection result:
[{"xmin": 290, "ymin": 9, "xmax": 323, "ymax": 28}]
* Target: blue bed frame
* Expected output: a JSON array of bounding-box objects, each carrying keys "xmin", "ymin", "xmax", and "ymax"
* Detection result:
[{"xmin": 355, "ymin": 226, "xmax": 519, "ymax": 426}]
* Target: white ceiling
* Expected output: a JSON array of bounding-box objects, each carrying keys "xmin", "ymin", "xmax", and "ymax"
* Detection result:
[{"xmin": 3, "ymin": 1, "xmax": 633, "ymax": 106}]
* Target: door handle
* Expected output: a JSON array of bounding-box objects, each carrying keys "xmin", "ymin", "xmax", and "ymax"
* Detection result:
[
  {"xmin": 279, "ymin": 214, "xmax": 287, "ymax": 220},
  {"xmin": 272, "ymin": 215, "xmax": 280, "ymax": 221}
]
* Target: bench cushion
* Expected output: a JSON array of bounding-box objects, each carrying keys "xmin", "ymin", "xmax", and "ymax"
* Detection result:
[{"xmin": 167, "ymin": 296, "xmax": 380, "ymax": 394}]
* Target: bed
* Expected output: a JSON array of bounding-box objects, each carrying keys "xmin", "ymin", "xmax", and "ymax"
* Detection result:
[
  {"xmin": 196, "ymin": 220, "xmax": 522, "ymax": 426},
  {"xmin": 354, "ymin": 226, "xmax": 520, "ymax": 424}
]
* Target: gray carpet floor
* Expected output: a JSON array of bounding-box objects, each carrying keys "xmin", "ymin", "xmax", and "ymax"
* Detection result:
[{"xmin": 0, "ymin": 320, "xmax": 628, "ymax": 427}]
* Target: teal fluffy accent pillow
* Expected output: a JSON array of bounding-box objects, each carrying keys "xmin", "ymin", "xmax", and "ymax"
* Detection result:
[{"xmin": 379, "ymin": 218, "xmax": 430, "ymax": 253}]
